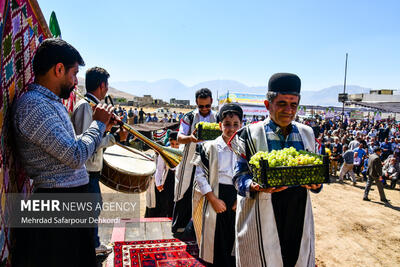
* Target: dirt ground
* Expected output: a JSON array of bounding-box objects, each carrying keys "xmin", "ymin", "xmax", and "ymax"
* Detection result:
[
  {"xmin": 312, "ymin": 178, "xmax": 400, "ymax": 267},
  {"xmin": 101, "ymin": 175, "xmax": 400, "ymax": 267}
]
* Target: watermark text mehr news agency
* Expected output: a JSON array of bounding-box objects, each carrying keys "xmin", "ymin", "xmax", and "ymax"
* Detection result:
[{"xmin": 21, "ymin": 200, "xmax": 137, "ymax": 212}]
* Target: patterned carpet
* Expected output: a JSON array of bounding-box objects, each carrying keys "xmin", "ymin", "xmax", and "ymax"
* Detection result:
[{"xmin": 113, "ymin": 239, "xmax": 205, "ymax": 267}]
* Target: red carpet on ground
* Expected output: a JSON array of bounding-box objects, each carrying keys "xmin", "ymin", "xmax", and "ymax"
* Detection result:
[{"xmin": 113, "ymin": 238, "xmax": 205, "ymax": 267}]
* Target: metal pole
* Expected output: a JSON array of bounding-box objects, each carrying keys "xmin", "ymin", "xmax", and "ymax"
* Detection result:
[{"xmin": 342, "ymin": 53, "xmax": 348, "ymax": 124}]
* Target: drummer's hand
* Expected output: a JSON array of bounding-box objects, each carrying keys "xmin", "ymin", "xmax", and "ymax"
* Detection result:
[
  {"xmin": 117, "ymin": 127, "xmax": 129, "ymax": 142},
  {"xmin": 302, "ymin": 184, "xmax": 322, "ymax": 190},
  {"xmin": 156, "ymin": 185, "xmax": 164, "ymax": 192},
  {"xmin": 93, "ymin": 104, "xmax": 115, "ymax": 126},
  {"xmin": 250, "ymin": 182, "xmax": 288, "ymax": 193}
]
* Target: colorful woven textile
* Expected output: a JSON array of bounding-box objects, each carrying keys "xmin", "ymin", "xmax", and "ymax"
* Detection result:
[
  {"xmin": 113, "ymin": 239, "xmax": 205, "ymax": 267},
  {"xmin": 0, "ymin": 0, "xmax": 50, "ymax": 261}
]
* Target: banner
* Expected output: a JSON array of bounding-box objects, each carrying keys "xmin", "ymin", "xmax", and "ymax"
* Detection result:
[
  {"xmin": 350, "ymin": 110, "xmax": 364, "ymax": 120},
  {"xmin": 218, "ymin": 92, "xmax": 265, "ymax": 106},
  {"xmin": 240, "ymin": 105, "xmax": 269, "ymax": 116}
]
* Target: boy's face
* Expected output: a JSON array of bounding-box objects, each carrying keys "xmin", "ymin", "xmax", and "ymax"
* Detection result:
[
  {"xmin": 219, "ymin": 114, "xmax": 242, "ymax": 140},
  {"xmin": 169, "ymin": 139, "xmax": 179, "ymax": 149}
]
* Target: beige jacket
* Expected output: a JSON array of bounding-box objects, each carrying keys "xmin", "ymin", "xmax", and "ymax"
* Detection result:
[{"xmin": 71, "ymin": 96, "xmax": 116, "ymax": 172}]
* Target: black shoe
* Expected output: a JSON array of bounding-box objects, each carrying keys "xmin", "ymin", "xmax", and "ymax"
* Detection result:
[
  {"xmin": 363, "ymin": 197, "xmax": 370, "ymax": 201},
  {"xmin": 381, "ymin": 198, "xmax": 389, "ymax": 203}
]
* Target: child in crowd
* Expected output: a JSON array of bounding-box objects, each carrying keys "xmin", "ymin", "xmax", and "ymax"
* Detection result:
[{"xmin": 145, "ymin": 132, "xmax": 179, "ymax": 217}]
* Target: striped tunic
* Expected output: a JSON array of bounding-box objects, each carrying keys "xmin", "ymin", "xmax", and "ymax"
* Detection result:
[{"xmin": 232, "ymin": 118, "xmax": 320, "ymax": 267}]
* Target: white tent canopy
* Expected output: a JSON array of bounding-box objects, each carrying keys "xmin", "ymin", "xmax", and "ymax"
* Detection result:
[{"xmin": 347, "ymin": 101, "xmax": 400, "ymax": 113}]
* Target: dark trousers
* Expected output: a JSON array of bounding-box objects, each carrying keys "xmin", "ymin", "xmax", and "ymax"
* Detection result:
[
  {"xmin": 172, "ymin": 169, "xmax": 194, "ymax": 233},
  {"xmin": 11, "ymin": 185, "xmax": 96, "ymax": 267},
  {"xmin": 145, "ymin": 170, "xmax": 175, "ymax": 218},
  {"xmin": 364, "ymin": 175, "xmax": 387, "ymax": 200},
  {"xmin": 353, "ymin": 164, "xmax": 362, "ymax": 176},
  {"xmin": 88, "ymin": 171, "xmax": 102, "ymax": 248},
  {"xmin": 208, "ymin": 184, "xmax": 237, "ymax": 267},
  {"xmin": 390, "ymin": 177, "xmax": 398, "ymax": 189}
]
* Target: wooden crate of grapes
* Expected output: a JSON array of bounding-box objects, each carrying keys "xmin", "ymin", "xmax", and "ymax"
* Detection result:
[
  {"xmin": 249, "ymin": 147, "xmax": 330, "ymax": 188},
  {"xmin": 195, "ymin": 122, "xmax": 222, "ymax": 140}
]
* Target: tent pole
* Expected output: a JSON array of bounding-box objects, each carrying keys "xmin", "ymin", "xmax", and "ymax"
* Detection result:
[{"xmin": 342, "ymin": 53, "xmax": 348, "ymax": 124}]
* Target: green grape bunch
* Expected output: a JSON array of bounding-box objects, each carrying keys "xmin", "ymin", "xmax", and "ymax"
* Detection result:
[
  {"xmin": 195, "ymin": 122, "xmax": 222, "ymax": 140},
  {"xmin": 249, "ymin": 147, "xmax": 322, "ymax": 168},
  {"xmin": 249, "ymin": 147, "xmax": 325, "ymax": 187},
  {"xmin": 195, "ymin": 122, "xmax": 221, "ymax": 131}
]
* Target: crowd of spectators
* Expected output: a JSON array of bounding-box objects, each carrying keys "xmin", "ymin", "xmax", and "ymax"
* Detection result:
[
  {"xmin": 114, "ymin": 106, "xmax": 184, "ymax": 125},
  {"xmin": 300, "ymin": 115, "xmax": 399, "ymax": 189}
]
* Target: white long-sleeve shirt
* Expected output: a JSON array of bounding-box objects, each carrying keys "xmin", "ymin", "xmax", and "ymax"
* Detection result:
[
  {"xmin": 71, "ymin": 93, "xmax": 116, "ymax": 172},
  {"xmin": 154, "ymin": 154, "xmax": 176, "ymax": 187},
  {"xmin": 195, "ymin": 136, "xmax": 236, "ymax": 195}
]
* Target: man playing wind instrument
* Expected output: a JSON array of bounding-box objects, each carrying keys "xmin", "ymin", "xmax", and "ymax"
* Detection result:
[
  {"xmin": 12, "ymin": 39, "xmax": 116, "ymax": 267},
  {"xmin": 233, "ymin": 73, "xmax": 322, "ymax": 267}
]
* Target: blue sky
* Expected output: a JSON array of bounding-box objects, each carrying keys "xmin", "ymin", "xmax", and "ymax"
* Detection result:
[{"xmin": 38, "ymin": 0, "xmax": 400, "ymax": 91}]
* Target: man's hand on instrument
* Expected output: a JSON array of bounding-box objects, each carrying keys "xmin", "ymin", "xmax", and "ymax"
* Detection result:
[
  {"xmin": 250, "ymin": 182, "xmax": 288, "ymax": 193},
  {"xmin": 93, "ymin": 103, "xmax": 115, "ymax": 126},
  {"xmin": 302, "ymin": 184, "xmax": 322, "ymax": 190}
]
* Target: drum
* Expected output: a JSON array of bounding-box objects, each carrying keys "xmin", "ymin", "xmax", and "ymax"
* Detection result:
[{"xmin": 101, "ymin": 145, "xmax": 156, "ymax": 193}]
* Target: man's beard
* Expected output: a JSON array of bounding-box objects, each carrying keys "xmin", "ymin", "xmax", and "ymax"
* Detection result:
[{"xmin": 59, "ymin": 85, "xmax": 75, "ymax": 99}]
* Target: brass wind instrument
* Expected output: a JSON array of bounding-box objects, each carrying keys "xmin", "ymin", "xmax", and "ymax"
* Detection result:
[{"xmin": 75, "ymin": 91, "xmax": 182, "ymax": 168}]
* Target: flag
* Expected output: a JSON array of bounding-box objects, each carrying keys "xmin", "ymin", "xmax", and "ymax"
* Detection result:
[{"xmin": 49, "ymin": 11, "xmax": 61, "ymax": 38}]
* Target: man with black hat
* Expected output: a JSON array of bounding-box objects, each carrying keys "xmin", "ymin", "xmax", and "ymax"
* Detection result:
[
  {"xmin": 233, "ymin": 73, "xmax": 322, "ymax": 267},
  {"xmin": 363, "ymin": 147, "xmax": 389, "ymax": 202}
]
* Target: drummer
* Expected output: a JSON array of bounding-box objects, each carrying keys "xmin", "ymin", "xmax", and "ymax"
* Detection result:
[
  {"xmin": 71, "ymin": 67, "xmax": 128, "ymax": 254},
  {"xmin": 12, "ymin": 39, "xmax": 116, "ymax": 267}
]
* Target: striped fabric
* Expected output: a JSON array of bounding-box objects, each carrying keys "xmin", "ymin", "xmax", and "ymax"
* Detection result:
[
  {"xmin": 232, "ymin": 119, "xmax": 317, "ymax": 267},
  {"xmin": 234, "ymin": 119, "xmax": 304, "ymax": 197}
]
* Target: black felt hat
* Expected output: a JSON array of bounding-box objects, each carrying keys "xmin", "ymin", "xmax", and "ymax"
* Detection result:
[
  {"xmin": 268, "ymin": 73, "xmax": 301, "ymax": 95},
  {"xmin": 219, "ymin": 103, "xmax": 243, "ymax": 121}
]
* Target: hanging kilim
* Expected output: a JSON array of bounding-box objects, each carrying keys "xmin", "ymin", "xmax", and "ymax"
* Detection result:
[{"xmin": 0, "ymin": 0, "xmax": 51, "ymax": 262}]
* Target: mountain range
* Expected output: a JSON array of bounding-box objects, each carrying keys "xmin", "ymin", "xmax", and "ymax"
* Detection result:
[{"xmin": 109, "ymin": 79, "xmax": 372, "ymax": 106}]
